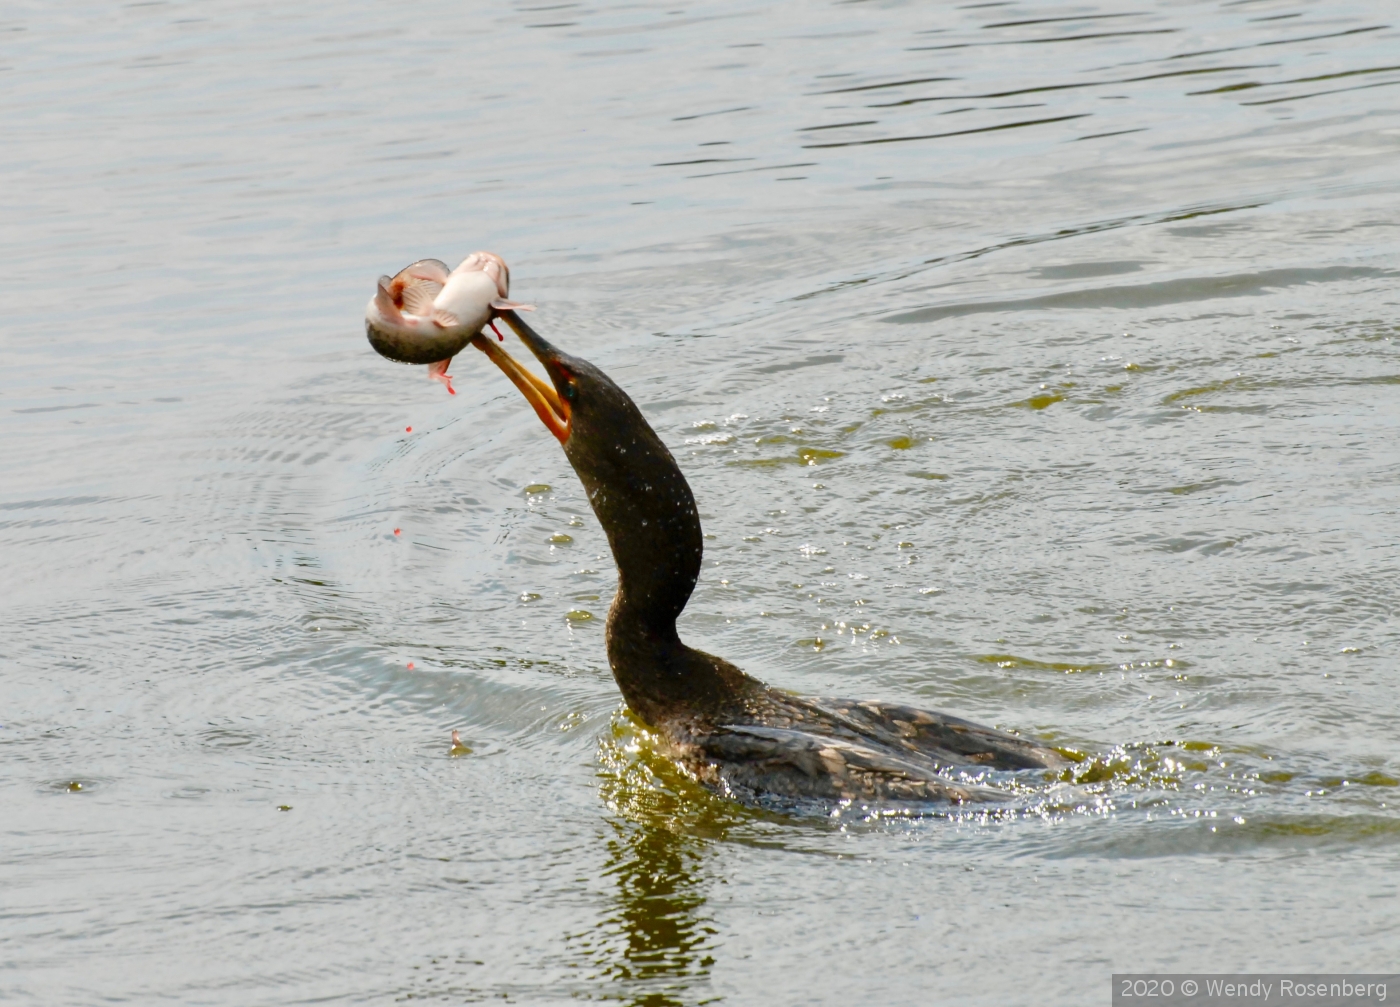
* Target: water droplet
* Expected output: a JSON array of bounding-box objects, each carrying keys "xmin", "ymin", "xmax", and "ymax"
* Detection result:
[
  {"xmin": 393, "ymin": 528, "xmax": 401, "ymax": 536},
  {"xmin": 405, "ymin": 426, "xmax": 412, "ymax": 432},
  {"xmin": 406, "ymin": 661, "xmax": 415, "ymax": 669}
]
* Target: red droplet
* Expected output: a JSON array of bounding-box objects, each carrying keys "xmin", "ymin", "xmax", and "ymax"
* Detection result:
[
  {"xmin": 393, "ymin": 528, "xmax": 401, "ymax": 536},
  {"xmin": 405, "ymin": 426, "xmax": 412, "ymax": 433},
  {"xmin": 407, "ymin": 662, "xmax": 415, "ymax": 670}
]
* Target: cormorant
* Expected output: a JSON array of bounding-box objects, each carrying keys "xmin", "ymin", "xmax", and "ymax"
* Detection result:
[{"xmin": 369, "ymin": 269, "xmax": 1065, "ymax": 807}]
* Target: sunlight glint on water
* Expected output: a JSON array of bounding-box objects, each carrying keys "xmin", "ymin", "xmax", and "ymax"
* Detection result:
[{"xmin": 2, "ymin": 0, "xmax": 1398, "ymax": 1003}]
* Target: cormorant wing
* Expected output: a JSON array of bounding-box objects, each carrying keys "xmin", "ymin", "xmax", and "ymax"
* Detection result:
[
  {"xmin": 701, "ymin": 723, "xmax": 998, "ymax": 803},
  {"xmin": 810, "ymin": 698, "xmax": 1066, "ymax": 771}
]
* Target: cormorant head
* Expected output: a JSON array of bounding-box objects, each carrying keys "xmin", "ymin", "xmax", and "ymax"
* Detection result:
[
  {"xmin": 477, "ymin": 311, "xmax": 704, "ymax": 637},
  {"xmin": 480, "ymin": 310, "xmax": 659, "ymax": 463}
]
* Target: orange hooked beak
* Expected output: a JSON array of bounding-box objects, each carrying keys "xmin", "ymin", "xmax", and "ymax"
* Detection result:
[{"xmin": 470, "ymin": 310, "xmax": 571, "ymax": 444}]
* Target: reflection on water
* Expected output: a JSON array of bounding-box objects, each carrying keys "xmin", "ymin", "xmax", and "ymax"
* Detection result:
[
  {"xmin": 4, "ymin": 0, "xmax": 1400, "ymax": 1001},
  {"xmin": 586, "ymin": 823, "xmax": 714, "ymax": 1006},
  {"xmin": 569, "ymin": 714, "xmax": 731, "ymax": 1006}
]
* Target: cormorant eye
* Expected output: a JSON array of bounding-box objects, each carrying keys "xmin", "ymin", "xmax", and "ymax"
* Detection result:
[{"xmin": 563, "ymin": 381, "xmax": 578, "ymax": 401}]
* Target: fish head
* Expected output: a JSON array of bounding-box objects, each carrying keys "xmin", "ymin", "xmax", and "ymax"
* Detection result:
[{"xmin": 451, "ymin": 251, "xmax": 510, "ymax": 299}]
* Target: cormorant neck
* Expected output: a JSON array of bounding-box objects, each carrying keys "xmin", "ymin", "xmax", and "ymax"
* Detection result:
[{"xmin": 558, "ymin": 363, "xmax": 741, "ymax": 724}]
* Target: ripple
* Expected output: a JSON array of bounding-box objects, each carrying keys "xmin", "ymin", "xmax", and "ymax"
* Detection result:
[{"xmin": 4, "ymin": 0, "xmax": 1399, "ymax": 998}]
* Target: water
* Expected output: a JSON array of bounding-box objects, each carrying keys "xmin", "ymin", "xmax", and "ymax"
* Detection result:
[{"xmin": 3, "ymin": 0, "xmax": 1399, "ymax": 1002}]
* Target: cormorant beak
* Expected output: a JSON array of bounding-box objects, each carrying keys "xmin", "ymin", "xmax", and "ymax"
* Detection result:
[{"xmin": 470, "ymin": 310, "xmax": 572, "ymax": 444}]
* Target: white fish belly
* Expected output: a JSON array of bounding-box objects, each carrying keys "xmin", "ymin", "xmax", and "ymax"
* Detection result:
[{"xmin": 433, "ymin": 270, "xmax": 497, "ymax": 333}]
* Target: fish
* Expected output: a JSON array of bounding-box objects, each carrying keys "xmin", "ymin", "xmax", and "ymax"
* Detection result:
[{"xmin": 365, "ymin": 252, "xmax": 532, "ymax": 394}]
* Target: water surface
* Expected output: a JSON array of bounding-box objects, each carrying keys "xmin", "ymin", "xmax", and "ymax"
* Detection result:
[{"xmin": 3, "ymin": 0, "xmax": 1399, "ymax": 1003}]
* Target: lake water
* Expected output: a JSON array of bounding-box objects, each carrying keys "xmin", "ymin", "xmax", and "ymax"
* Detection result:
[{"xmin": 3, "ymin": 0, "xmax": 1399, "ymax": 1002}]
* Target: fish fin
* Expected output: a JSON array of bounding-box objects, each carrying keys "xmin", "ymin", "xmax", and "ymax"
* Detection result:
[
  {"xmin": 402, "ymin": 259, "xmax": 450, "ymax": 283},
  {"xmin": 399, "ymin": 277, "xmax": 444, "ymax": 316},
  {"xmin": 428, "ymin": 358, "xmax": 456, "ymax": 396},
  {"xmin": 388, "ymin": 260, "xmax": 450, "ymax": 312},
  {"xmin": 431, "ymin": 309, "xmax": 461, "ymax": 330},
  {"xmin": 491, "ymin": 299, "xmax": 534, "ymax": 312},
  {"xmin": 374, "ymin": 280, "xmax": 404, "ymax": 322}
]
